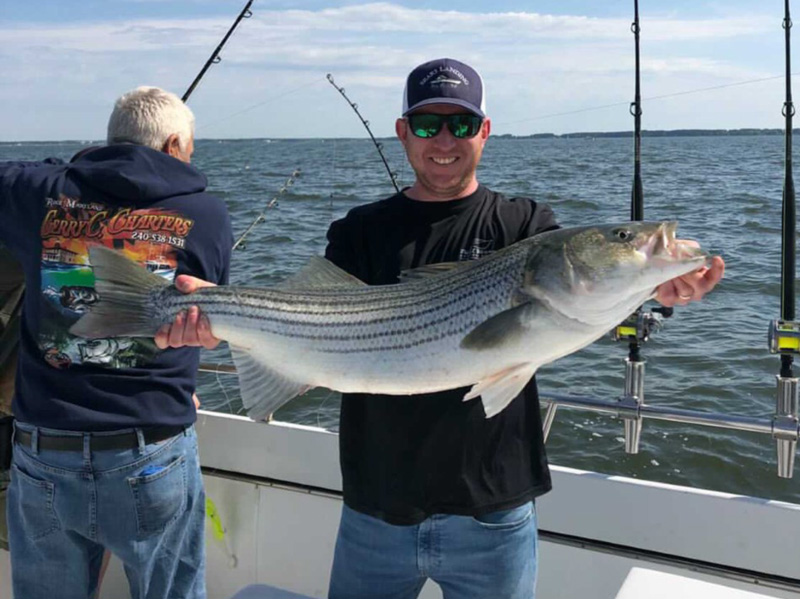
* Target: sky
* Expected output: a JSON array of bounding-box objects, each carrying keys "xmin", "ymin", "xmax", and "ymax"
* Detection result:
[{"xmin": 0, "ymin": 0, "xmax": 794, "ymax": 140}]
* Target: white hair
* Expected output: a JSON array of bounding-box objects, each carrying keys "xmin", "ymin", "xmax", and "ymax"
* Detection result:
[{"xmin": 107, "ymin": 86, "xmax": 195, "ymax": 152}]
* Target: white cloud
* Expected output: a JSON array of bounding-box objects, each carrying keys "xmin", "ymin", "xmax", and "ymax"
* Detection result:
[{"xmin": 0, "ymin": 3, "xmax": 784, "ymax": 140}]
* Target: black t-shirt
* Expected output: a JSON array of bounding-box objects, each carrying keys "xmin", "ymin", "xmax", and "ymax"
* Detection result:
[{"xmin": 325, "ymin": 185, "xmax": 559, "ymax": 525}]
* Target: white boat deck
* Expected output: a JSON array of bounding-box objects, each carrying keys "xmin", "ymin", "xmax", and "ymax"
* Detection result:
[{"xmin": 2, "ymin": 409, "xmax": 799, "ymax": 598}]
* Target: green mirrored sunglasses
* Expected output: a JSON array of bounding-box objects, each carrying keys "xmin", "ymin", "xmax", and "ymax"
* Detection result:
[{"xmin": 406, "ymin": 113, "xmax": 483, "ymax": 139}]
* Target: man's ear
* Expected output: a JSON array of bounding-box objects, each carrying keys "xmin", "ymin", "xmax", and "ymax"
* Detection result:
[
  {"xmin": 395, "ymin": 118, "xmax": 408, "ymax": 145},
  {"xmin": 162, "ymin": 134, "xmax": 182, "ymax": 159}
]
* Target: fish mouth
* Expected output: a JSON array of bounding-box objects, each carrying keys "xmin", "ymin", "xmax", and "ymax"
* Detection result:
[{"xmin": 641, "ymin": 221, "xmax": 707, "ymax": 265}]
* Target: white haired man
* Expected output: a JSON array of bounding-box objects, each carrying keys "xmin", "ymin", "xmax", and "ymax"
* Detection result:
[
  {"xmin": 107, "ymin": 86, "xmax": 196, "ymax": 162},
  {"xmin": 0, "ymin": 86, "xmax": 232, "ymax": 599}
]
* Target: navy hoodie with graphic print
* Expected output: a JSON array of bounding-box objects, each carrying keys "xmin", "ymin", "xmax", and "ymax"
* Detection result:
[{"xmin": 0, "ymin": 144, "xmax": 232, "ymax": 431}]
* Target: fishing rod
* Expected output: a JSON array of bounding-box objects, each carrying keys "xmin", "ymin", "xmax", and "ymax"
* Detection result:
[
  {"xmin": 620, "ymin": 0, "xmax": 662, "ymax": 364},
  {"xmin": 182, "ymin": 0, "xmax": 255, "ymax": 102},
  {"xmin": 767, "ymin": 0, "xmax": 800, "ymax": 479},
  {"xmin": 617, "ymin": 0, "xmax": 656, "ymax": 354},
  {"xmin": 326, "ymin": 74, "xmax": 400, "ymax": 193},
  {"xmin": 232, "ymin": 169, "xmax": 302, "ymax": 251},
  {"xmin": 780, "ymin": 0, "xmax": 796, "ymax": 378},
  {"xmin": 630, "ymin": 0, "xmax": 644, "ymax": 222},
  {"xmin": 587, "ymin": 0, "xmax": 667, "ymax": 452},
  {"xmin": 547, "ymin": 1, "xmax": 657, "ymax": 444}
]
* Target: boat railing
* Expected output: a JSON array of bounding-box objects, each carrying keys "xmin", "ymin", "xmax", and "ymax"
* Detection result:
[
  {"xmin": 540, "ymin": 358, "xmax": 799, "ymax": 480},
  {"xmin": 198, "ymin": 358, "xmax": 800, "ymax": 479}
]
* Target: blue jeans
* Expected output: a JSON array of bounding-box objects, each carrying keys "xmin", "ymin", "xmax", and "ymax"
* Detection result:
[
  {"xmin": 328, "ymin": 502, "xmax": 538, "ymax": 599},
  {"xmin": 7, "ymin": 422, "xmax": 206, "ymax": 599}
]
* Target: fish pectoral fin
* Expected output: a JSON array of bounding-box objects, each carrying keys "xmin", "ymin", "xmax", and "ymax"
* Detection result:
[
  {"xmin": 464, "ymin": 363, "xmax": 538, "ymax": 418},
  {"xmin": 229, "ymin": 345, "xmax": 312, "ymax": 422},
  {"xmin": 277, "ymin": 256, "xmax": 366, "ymax": 289},
  {"xmin": 459, "ymin": 301, "xmax": 540, "ymax": 351}
]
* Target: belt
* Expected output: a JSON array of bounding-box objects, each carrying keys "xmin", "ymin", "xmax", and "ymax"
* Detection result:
[{"xmin": 14, "ymin": 425, "xmax": 186, "ymax": 452}]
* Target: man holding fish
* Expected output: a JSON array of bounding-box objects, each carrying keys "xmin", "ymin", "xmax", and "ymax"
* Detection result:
[
  {"xmin": 322, "ymin": 58, "xmax": 723, "ymax": 599},
  {"xmin": 150, "ymin": 58, "xmax": 724, "ymax": 598}
]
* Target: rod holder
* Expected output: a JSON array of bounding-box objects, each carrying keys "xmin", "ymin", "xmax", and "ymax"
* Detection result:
[
  {"xmin": 619, "ymin": 358, "xmax": 645, "ymax": 454},
  {"xmin": 774, "ymin": 375, "xmax": 799, "ymax": 478}
]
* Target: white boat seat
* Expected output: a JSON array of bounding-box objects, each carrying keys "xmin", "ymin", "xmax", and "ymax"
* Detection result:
[
  {"xmin": 614, "ymin": 568, "xmax": 778, "ymax": 598},
  {"xmin": 230, "ymin": 584, "xmax": 316, "ymax": 599}
]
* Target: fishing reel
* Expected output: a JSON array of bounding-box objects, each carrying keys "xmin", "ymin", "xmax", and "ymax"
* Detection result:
[
  {"xmin": 768, "ymin": 319, "xmax": 800, "ymax": 479},
  {"xmin": 768, "ymin": 319, "xmax": 800, "ymax": 356},
  {"xmin": 613, "ymin": 306, "xmax": 672, "ymax": 345}
]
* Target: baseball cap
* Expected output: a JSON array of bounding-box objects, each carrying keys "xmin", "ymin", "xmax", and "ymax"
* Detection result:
[{"xmin": 402, "ymin": 58, "xmax": 485, "ymax": 118}]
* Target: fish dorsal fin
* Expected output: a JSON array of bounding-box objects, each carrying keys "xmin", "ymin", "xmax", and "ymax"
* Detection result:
[
  {"xmin": 463, "ymin": 363, "xmax": 538, "ymax": 418},
  {"xmin": 398, "ymin": 262, "xmax": 466, "ymax": 283},
  {"xmin": 229, "ymin": 345, "xmax": 312, "ymax": 421},
  {"xmin": 277, "ymin": 256, "xmax": 366, "ymax": 290}
]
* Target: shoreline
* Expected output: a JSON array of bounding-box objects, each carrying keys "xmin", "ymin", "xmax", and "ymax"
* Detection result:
[{"xmin": 0, "ymin": 128, "xmax": 793, "ymax": 145}]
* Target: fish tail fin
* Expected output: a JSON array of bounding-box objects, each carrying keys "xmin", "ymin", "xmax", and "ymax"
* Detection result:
[
  {"xmin": 230, "ymin": 346, "xmax": 311, "ymax": 421},
  {"xmin": 69, "ymin": 246, "xmax": 170, "ymax": 339}
]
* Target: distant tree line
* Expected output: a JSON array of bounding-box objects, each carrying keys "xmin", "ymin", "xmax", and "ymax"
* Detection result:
[{"xmin": 495, "ymin": 128, "xmax": 792, "ymax": 139}]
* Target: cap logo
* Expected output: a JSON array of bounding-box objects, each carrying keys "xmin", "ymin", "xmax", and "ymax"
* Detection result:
[
  {"xmin": 429, "ymin": 74, "xmax": 462, "ymax": 87},
  {"xmin": 419, "ymin": 65, "xmax": 471, "ymax": 89}
]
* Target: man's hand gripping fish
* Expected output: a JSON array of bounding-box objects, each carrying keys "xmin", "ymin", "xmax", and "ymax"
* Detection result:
[{"xmin": 70, "ymin": 222, "xmax": 708, "ymax": 420}]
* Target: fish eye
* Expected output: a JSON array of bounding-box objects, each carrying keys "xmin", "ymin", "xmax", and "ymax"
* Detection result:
[{"xmin": 612, "ymin": 228, "xmax": 633, "ymax": 241}]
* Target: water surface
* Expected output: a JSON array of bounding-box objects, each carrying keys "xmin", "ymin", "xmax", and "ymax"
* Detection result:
[{"xmin": 3, "ymin": 135, "xmax": 797, "ymax": 504}]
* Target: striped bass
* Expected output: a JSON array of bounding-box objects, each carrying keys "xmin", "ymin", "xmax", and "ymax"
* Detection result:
[{"xmin": 70, "ymin": 222, "xmax": 707, "ymax": 420}]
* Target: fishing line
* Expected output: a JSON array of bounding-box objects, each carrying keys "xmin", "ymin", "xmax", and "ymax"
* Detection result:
[
  {"xmin": 316, "ymin": 390, "xmax": 338, "ymax": 430},
  {"xmin": 198, "ymin": 77, "xmax": 327, "ymax": 134},
  {"xmin": 330, "ymin": 138, "xmax": 337, "ymax": 210},
  {"xmin": 499, "ymin": 74, "xmax": 796, "ymax": 127},
  {"xmin": 213, "ymin": 366, "xmax": 235, "ymax": 416},
  {"xmin": 396, "ymin": 147, "xmax": 409, "ymax": 189}
]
